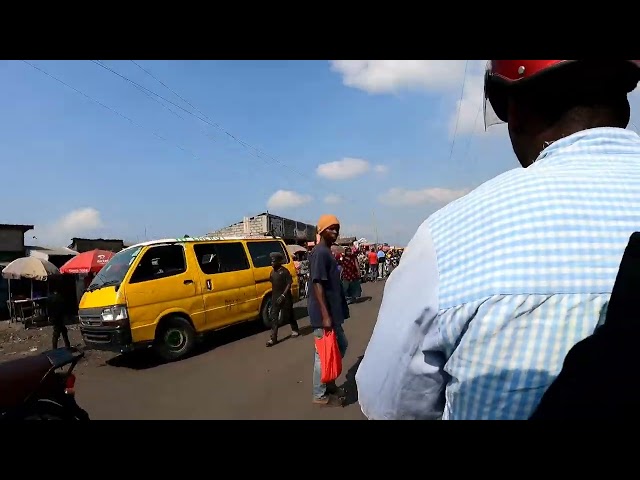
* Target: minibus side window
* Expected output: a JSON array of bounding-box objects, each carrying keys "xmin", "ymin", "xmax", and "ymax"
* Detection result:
[
  {"xmin": 246, "ymin": 241, "xmax": 290, "ymax": 268},
  {"xmin": 194, "ymin": 242, "xmax": 249, "ymax": 275},
  {"xmin": 129, "ymin": 245, "xmax": 186, "ymax": 284}
]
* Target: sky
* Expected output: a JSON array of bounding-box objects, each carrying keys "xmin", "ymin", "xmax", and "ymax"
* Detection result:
[{"xmin": 2, "ymin": 60, "xmax": 640, "ymax": 247}]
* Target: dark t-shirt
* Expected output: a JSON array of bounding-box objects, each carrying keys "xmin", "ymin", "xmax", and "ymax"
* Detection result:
[
  {"xmin": 270, "ymin": 267, "xmax": 292, "ymax": 298},
  {"xmin": 48, "ymin": 292, "xmax": 64, "ymax": 319},
  {"xmin": 307, "ymin": 243, "xmax": 349, "ymax": 328}
]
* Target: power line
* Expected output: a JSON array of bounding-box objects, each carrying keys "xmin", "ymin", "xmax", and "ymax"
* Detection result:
[
  {"xmin": 447, "ymin": 60, "xmax": 469, "ymax": 164},
  {"xmin": 97, "ymin": 60, "xmax": 186, "ymax": 122},
  {"xmin": 21, "ymin": 60, "xmax": 201, "ymax": 161},
  {"xmin": 128, "ymin": 60, "xmax": 303, "ymax": 179},
  {"xmin": 90, "ymin": 61, "xmax": 324, "ymax": 197},
  {"xmin": 460, "ymin": 103, "xmax": 483, "ymax": 164},
  {"xmin": 22, "ymin": 60, "xmax": 299, "ymax": 223},
  {"xmin": 131, "ymin": 60, "xmax": 211, "ymax": 123},
  {"xmin": 93, "ymin": 60, "xmax": 353, "ymax": 203},
  {"xmin": 90, "ymin": 60, "xmax": 307, "ymax": 177}
]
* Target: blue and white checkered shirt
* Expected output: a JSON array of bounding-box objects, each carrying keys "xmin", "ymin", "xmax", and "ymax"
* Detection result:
[{"xmin": 356, "ymin": 127, "xmax": 640, "ymax": 420}]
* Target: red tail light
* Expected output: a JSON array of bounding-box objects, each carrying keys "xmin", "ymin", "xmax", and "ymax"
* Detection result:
[{"xmin": 65, "ymin": 373, "xmax": 76, "ymax": 395}]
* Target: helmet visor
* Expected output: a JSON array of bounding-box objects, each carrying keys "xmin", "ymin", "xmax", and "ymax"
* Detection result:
[{"xmin": 484, "ymin": 61, "xmax": 507, "ymax": 130}]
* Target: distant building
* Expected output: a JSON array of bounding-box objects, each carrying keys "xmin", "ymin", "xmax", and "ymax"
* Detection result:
[
  {"xmin": 26, "ymin": 245, "xmax": 78, "ymax": 266},
  {"xmin": 209, "ymin": 212, "xmax": 317, "ymax": 245},
  {"xmin": 0, "ymin": 223, "xmax": 34, "ymax": 319},
  {"xmin": 0, "ymin": 224, "xmax": 33, "ymax": 264},
  {"xmin": 25, "ymin": 245, "xmax": 80, "ymax": 315},
  {"xmin": 68, "ymin": 237, "xmax": 126, "ymax": 253},
  {"xmin": 336, "ymin": 236, "xmax": 357, "ymax": 247}
]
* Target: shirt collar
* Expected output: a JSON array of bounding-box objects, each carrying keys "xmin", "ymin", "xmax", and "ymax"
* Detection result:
[{"xmin": 535, "ymin": 127, "xmax": 640, "ymax": 164}]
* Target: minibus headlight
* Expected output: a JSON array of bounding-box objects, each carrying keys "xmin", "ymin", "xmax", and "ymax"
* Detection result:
[{"xmin": 102, "ymin": 305, "xmax": 129, "ymax": 322}]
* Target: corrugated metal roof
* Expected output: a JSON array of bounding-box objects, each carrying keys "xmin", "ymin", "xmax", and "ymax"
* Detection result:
[
  {"xmin": 0, "ymin": 224, "xmax": 34, "ymax": 233},
  {"xmin": 26, "ymin": 245, "xmax": 78, "ymax": 257}
]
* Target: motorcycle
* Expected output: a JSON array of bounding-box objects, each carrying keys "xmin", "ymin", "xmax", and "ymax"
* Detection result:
[
  {"xmin": 0, "ymin": 347, "xmax": 90, "ymax": 421},
  {"xmin": 387, "ymin": 257, "xmax": 399, "ymax": 275},
  {"xmin": 298, "ymin": 272, "xmax": 310, "ymax": 299},
  {"xmin": 359, "ymin": 264, "xmax": 369, "ymax": 283},
  {"xmin": 297, "ymin": 260, "xmax": 310, "ymax": 300}
]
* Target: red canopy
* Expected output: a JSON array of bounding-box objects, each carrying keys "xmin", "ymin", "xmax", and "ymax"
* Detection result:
[{"xmin": 60, "ymin": 249, "xmax": 115, "ymax": 274}]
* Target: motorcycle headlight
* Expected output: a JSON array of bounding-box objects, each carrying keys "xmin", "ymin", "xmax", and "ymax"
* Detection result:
[{"xmin": 101, "ymin": 305, "xmax": 129, "ymax": 322}]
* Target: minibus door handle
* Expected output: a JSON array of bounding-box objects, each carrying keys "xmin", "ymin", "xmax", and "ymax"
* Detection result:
[
  {"xmin": 206, "ymin": 279, "xmax": 212, "ymax": 290},
  {"xmin": 184, "ymin": 279, "xmax": 194, "ymax": 285}
]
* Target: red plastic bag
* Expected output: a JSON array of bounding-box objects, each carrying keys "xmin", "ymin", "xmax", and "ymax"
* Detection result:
[{"xmin": 315, "ymin": 329, "xmax": 343, "ymax": 384}]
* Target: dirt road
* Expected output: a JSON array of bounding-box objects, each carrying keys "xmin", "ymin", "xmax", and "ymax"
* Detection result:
[{"xmin": 73, "ymin": 281, "xmax": 385, "ymax": 420}]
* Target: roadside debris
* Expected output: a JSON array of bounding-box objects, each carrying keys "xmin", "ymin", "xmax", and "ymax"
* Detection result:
[{"xmin": 0, "ymin": 321, "xmax": 115, "ymax": 370}]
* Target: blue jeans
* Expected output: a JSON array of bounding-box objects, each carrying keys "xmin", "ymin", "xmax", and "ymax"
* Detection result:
[{"xmin": 313, "ymin": 325, "xmax": 348, "ymax": 399}]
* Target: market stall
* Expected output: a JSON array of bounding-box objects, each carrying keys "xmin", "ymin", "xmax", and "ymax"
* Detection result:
[{"xmin": 2, "ymin": 256, "xmax": 60, "ymax": 326}]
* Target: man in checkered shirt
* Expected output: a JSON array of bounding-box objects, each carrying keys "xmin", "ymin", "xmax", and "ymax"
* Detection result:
[{"xmin": 356, "ymin": 60, "xmax": 640, "ymax": 420}]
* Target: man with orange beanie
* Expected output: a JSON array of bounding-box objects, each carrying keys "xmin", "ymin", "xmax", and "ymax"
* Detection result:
[{"xmin": 308, "ymin": 214, "xmax": 350, "ymax": 407}]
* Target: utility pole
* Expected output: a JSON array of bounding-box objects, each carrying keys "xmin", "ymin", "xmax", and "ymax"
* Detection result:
[{"xmin": 372, "ymin": 210, "xmax": 379, "ymax": 245}]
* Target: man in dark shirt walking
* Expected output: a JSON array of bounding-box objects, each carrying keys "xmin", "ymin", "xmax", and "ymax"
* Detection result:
[
  {"xmin": 266, "ymin": 251, "xmax": 300, "ymax": 347},
  {"xmin": 49, "ymin": 287, "xmax": 70, "ymax": 350},
  {"xmin": 308, "ymin": 214, "xmax": 350, "ymax": 407}
]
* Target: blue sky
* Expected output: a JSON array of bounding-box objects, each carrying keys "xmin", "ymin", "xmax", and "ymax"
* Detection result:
[{"xmin": 3, "ymin": 60, "xmax": 639, "ymax": 247}]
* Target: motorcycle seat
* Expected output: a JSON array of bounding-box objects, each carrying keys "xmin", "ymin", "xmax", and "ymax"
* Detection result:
[{"xmin": 0, "ymin": 354, "xmax": 53, "ymax": 410}]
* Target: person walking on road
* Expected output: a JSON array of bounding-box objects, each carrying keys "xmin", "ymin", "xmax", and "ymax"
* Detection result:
[
  {"xmin": 339, "ymin": 248, "xmax": 362, "ymax": 304},
  {"xmin": 356, "ymin": 59, "xmax": 640, "ymax": 420},
  {"xmin": 367, "ymin": 247, "xmax": 378, "ymax": 282},
  {"xmin": 376, "ymin": 246, "xmax": 386, "ymax": 279},
  {"xmin": 49, "ymin": 287, "xmax": 71, "ymax": 350},
  {"xmin": 266, "ymin": 252, "xmax": 299, "ymax": 347},
  {"xmin": 308, "ymin": 214, "xmax": 350, "ymax": 407}
]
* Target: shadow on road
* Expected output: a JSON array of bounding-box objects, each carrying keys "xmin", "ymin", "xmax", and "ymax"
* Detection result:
[
  {"xmin": 351, "ymin": 296, "xmax": 372, "ymax": 304},
  {"xmin": 342, "ymin": 355, "xmax": 364, "ymax": 407},
  {"xmin": 107, "ymin": 321, "xmax": 268, "ymax": 370},
  {"xmin": 293, "ymin": 306, "xmax": 308, "ymax": 321},
  {"xmin": 107, "ymin": 303, "xmax": 313, "ymax": 370},
  {"xmin": 296, "ymin": 325, "xmax": 314, "ymax": 337}
]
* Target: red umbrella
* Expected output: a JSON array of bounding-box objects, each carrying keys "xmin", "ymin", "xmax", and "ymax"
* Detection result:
[{"xmin": 60, "ymin": 249, "xmax": 115, "ymax": 274}]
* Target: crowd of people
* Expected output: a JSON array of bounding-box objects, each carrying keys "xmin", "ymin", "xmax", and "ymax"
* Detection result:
[
  {"xmin": 355, "ymin": 245, "xmax": 403, "ymax": 282},
  {"xmin": 292, "ymin": 242, "xmax": 403, "ymax": 302},
  {"xmin": 334, "ymin": 244, "xmax": 403, "ymax": 302}
]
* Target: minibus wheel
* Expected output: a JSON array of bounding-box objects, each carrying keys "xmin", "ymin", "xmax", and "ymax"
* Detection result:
[
  {"xmin": 260, "ymin": 297, "xmax": 289, "ymax": 329},
  {"xmin": 260, "ymin": 297, "xmax": 273, "ymax": 329},
  {"xmin": 154, "ymin": 315, "xmax": 196, "ymax": 362}
]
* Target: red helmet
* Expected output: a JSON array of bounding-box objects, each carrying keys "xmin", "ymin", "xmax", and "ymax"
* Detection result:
[{"xmin": 484, "ymin": 60, "xmax": 640, "ymax": 129}]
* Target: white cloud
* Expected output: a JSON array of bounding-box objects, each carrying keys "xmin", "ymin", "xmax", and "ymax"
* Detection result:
[
  {"xmin": 316, "ymin": 157, "xmax": 371, "ymax": 180},
  {"xmin": 380, "ymin": 187, "xmax": 470, "ymax": 207},
  {"xmin": 267, "ymin": 190, "xmax": 312, "ymax": 210},
  {"xmin": 324, "ymin": 194, "xmax": 343, "ymax": 204},
  {"xmin": 33, "ymin": 207, "xmax": 104, "ymax": 246},
  {"xmin": 329, "ymin": 60, "xmax": 503, "ymax": 140},
  {"xmin": 55, "ymin": 207, "xmax": 103, "ymax": 232},
  {"xmin": 373, "ymin": 164, "xmax": 389, "ymax": 174},
  {"xmin": 330, "ymin": 60, "xmax": 468, "ymax": 94}
]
